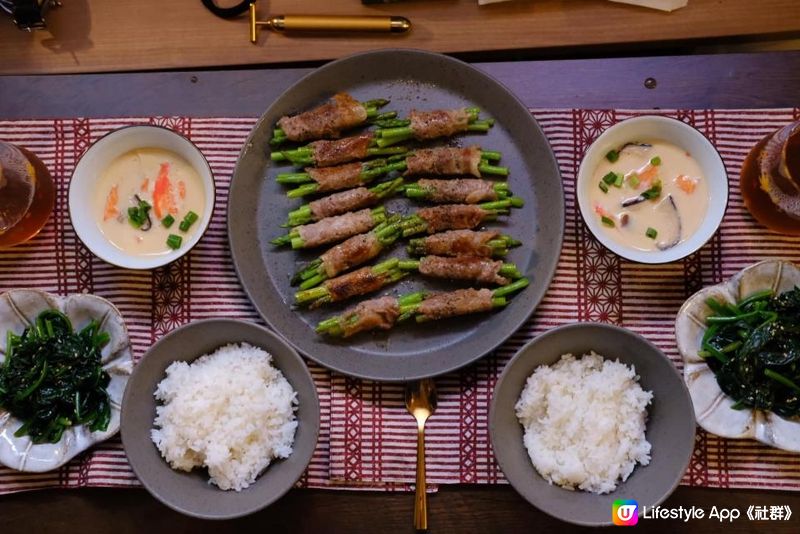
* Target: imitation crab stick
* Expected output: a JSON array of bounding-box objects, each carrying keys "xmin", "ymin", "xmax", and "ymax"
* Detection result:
[
  {"xmin": 152, "ymin": 162, "xmax": 178, "ymax": 219},
  {"xmin": 103, "ymin": 185, "xmax": 119, "ymax": 221}
]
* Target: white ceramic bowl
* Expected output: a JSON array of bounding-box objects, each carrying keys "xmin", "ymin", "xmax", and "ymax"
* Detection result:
[
  {"xmin": 69, "ymin": 125, "xmax": 215, "ymax": 270},
  {"xmin": 577, "ymin": 115, "xmax": 727, "ymax": 264}
]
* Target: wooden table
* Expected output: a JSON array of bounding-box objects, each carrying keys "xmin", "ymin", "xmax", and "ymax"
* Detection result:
[
  {"xmin": 1, "ymin": 0, "xmax": 800, "ymax": 74},
  {"xmin": 2, "ymin": 51, "xmax": 800, "ymax": 532}
]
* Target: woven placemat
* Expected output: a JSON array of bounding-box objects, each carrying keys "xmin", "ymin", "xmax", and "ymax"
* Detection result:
[{"xmin": 1, "ymin": 108, "xmax": 799, "ymax": 494}]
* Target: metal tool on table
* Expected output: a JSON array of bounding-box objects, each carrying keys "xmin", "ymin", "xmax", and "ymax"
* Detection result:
[
  {"xmin": 405, "ymin": 378, "xmax": 438, "ymax": 531},
  {"xmin": 248, "ymin": 3, "xmax": 411, "ymax": 44}
]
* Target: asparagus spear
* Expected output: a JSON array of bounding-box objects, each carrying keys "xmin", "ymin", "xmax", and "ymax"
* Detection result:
[
  {"xmin": 285, "ymin": 178, "xmax": 404, "ymax": 227},
  {"xmin": 399, "ymin": 201, "xmax": 512, "ymax": 237},
  {"xmin": 315, "ymin": 278, "xmax": 530, "ymax": 336},
  {"xmin": 395, "ymin": 150, "xmax": 509, "ymax": 177},
  {"xmin": 397, "ymin": 259, "xmax": 523, "ymax": 280},
  {"xmin": 292, "ymin": 216, "xmax": 402, "ymax": 289},
  {"xmin": 270, "ymin": 99, "xmax": 394, "ymax": 146},
  {"xmin": 280, "ymin": 159, "xmax": 407, "ymax": 198},
  {"xmin": 314, "ymin": 292, "xmax": 427, "ymax": 337},
  {"xmin": 410, "ymin": 279, "xmax": 531, "ymax": 323},
  {"xmin": 374, "ymin": 107, "xmax": 496, "ymax": 148},
  {"xmin": 282, "ymin": 150, "xmax": 507, "ymax": 186},
  {"xmin": 403, "ymin": 182, "xmax": 524, "ymax": 206},
  {"xmin": 271, "ymin": 144, "xmax": 407, "ymax": 167},
  {"xmin": 294, "ymin": 258, "xmax": 406, "ymax": 307},
  {"xmin": 406, "ymin": 233, "xmax": 519, "ymax": 258},
  {"xmin": 271, "ymin": 206, "xmax": 387, "ymax": 249}
]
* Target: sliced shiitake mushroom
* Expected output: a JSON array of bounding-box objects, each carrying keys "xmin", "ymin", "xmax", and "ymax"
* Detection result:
[{"xmin": 653, "ymin": 195, "xmax": 682, "ymax": 250}]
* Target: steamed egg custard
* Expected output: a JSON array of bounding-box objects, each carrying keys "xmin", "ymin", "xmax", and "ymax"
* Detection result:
[
  {"xmin": 95, "ymin": 148, "xmax": 205, "ymax": 256},
  {"xmin": 588, "ymin": 140, "xmax": 709, "ymax": 252}
]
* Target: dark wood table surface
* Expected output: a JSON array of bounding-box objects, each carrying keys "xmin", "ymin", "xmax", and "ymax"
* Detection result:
[
  {"xmin": 2, "ymin": 51, "xmax": 800, "ymax": 533},
  {"xmin": 1, "ymin": 0, "xmax": 799, "ymax": 75}
]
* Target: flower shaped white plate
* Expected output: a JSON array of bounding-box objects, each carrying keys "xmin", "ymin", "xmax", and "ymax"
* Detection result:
[
  {"xmin": 675, "ymin": 260, "xmax": 800, "ymax": 452},
  {"xmin": 0, "ymin": 289, "xmax": 133, "ymax": 472}
]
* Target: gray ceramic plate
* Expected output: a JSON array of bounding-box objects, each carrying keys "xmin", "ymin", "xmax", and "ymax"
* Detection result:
[
  {"xmin": 120, "ymin": 319, "xmax": 320, "ymax": 520},
  {"xmin": 490, "ymin": 323, "xmax": 695, "ymax": 527},
  {"xmin": 228, "ymin": 49, "xmax": 564, "ymax": 382}
]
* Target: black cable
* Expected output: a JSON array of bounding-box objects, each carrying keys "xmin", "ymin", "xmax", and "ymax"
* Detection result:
[{"xmin": 201, "ymin": 0, "xmax": 250, "ymax": 19}]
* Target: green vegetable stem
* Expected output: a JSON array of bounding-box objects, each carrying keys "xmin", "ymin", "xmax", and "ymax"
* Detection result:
[
  {"xmin": 700, "ymin": 287, "xmax": 800, "ymax": 418},
  {"xmin": 0, "ymin": 310, "xmax": 112, "ymax": 444}
]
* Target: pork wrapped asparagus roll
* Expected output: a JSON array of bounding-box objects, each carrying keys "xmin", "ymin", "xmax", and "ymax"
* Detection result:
[
  {"xmin": 271, "ymin": 93, "xmax": 394, "ymax": 145},
  {"xmin": 278, "ymin": 159, "xmax": 406, "ymax": 198},
  {"xmin": 398, "ymin": 256, "xmax": 522, "ymax": 286},
  {"xmin": 314, "ymin": 293, "xmax": 423, "ymax": 338},
  {"xmin": 405, "ymin": 178, "xmax": 523, "ymax": 206},
  {"xmin": 315, "ymin": 279, "xmax": 529, "ymax": 337},
  {"xmin": 295, "ymin": 258, "xmax": 406, "ymax": 308},
  {"xmin": 271, "ymin": 133, "xmax": 407, "ymax": 167},
  {"xmin": 406, "ymin": 230, "xmax": 521, "ymax": 258},
  {"xmin": 271, "ymin": 207, "xmax": 386, "ymax": 249},
  {"xmin": 284, "ymin": 178, "xmax": 403, "ymax": 226},
  {"xmin": 403, "ymin": 146, "xmax": 507, "ymax": 178},
  {"xmin": 399, "ymin": 202, "xmax": 511, "ymax": 237},
  {"xmin": 292, "ymin": 216, "xmax": 402, "ymax": 289},
  {"xmin": 374, "ymin": 107, "xmax": 495, "ymax": 147},
  {"xmin": 415, "ymin": 280, "xmax": 529, "ymax": 322}
]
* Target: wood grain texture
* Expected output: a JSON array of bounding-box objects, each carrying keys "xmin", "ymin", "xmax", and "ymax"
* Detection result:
[
  {"xmin": 2, "ymin": 486, "xmax": 799, "ymax": 533},
  {"xmin": 0, "ymin": 0, "xmax": 799, "ymax": 74},
  {"xmin": 2, "ymin": 52, "xmax": 800, "ymax": 120}
]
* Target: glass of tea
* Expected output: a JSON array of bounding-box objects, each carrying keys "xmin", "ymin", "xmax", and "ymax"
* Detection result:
[
  {"xmin": 0, "ymin": 142, "xmax": 55, "ymax": 248},
  {"xmin": 741, "ymin": 120, "xmax": 800, "ymax": 235}
]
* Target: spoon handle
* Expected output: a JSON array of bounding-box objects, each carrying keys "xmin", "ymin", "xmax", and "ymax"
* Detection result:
[{"xmin": 414, "ymin": 422, "xmax": 428, "ymax": 530}]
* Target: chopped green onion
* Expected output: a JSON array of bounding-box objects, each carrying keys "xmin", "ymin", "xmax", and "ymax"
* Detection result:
[
  {"xmin": 641, "ymin": 180, "xmax": 662, "ymax": 200},
  {"xmin": 184, "ymin": 211, "xmax": 199, "ymax": 225},
  {"xmin": 598, "ymin": 181, "xmax": 609, "ymax": 193},
  {"xmin": 628, "ymin": 173, "xmax": 640, "ymax": 188},
  {"xmin": 179, "ymin": 211, "xmax": 199, "ymax": 232},
  {"xmin": 602, "ymin": 171, "xmax": 617, "ymax": 185},
  {"xmin": 601, "ymin": 215, "xmax": 615, "ymax": 227},
  {"xmin": 612, "ymin": 172, "xmax": 624, "ymax": 188},
  {"xmin": 646, "ymin": 227, "xmax": 658, "ymax": 239},
  {"xmin": 166, "ymin": 234, "xmax": 182, "ymax": 250},
  {"xmin": 650, "ymin": 156, "xmax": 662, "ymax": 166},
  {"xmin": 161, "ymin": 214, "xmax": 175, "ymax": 228},
  {"xmin": 605, "ymin": 149, "xmax": 619, "ymax": 163}
]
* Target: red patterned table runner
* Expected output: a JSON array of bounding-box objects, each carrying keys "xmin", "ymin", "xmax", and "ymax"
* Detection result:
[{"xmin": 1, "ymin": 109, "xmax": 799, "ymax": 495}]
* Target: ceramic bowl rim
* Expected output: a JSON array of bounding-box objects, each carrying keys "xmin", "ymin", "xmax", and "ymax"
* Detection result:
[{"xmin": 68, "ymin": 124, "xmax": 216, "ymax": 270}]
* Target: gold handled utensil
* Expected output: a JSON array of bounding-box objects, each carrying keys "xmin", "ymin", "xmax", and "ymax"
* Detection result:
[
  {"xmin": 249, "ymin": 3, "xmax": 412, "ymax": 44},
  {"xmin": 404, "ymin": 378, "xmax": 438, "ymax": 531}
]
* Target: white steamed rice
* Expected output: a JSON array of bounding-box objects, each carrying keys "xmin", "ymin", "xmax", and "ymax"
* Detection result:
[
  {"xmin": 515, "ymin": 352, "xmax": 653, "ymax": 494},
  {"xmin": 151, "ymin": 343, "xmax": 298, "ymax": 491}
]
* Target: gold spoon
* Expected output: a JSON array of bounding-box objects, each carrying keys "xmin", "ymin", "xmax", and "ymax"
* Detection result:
[{"xmin": 405, "ymin": 378, "xmax": 438, "ymax": 531}]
